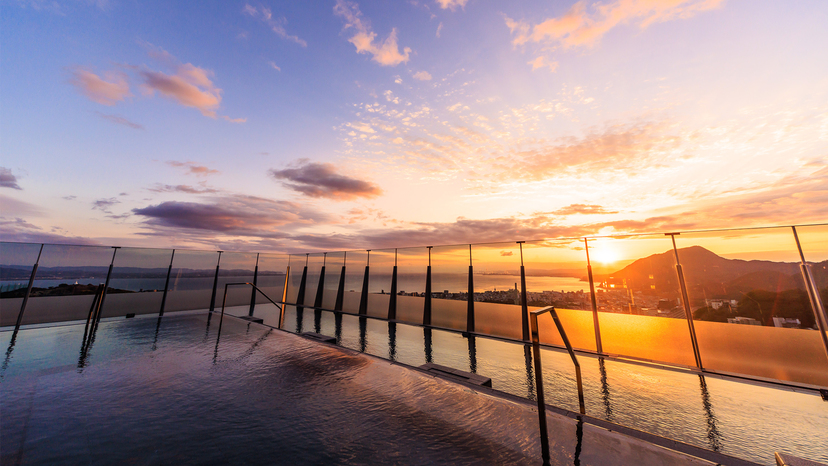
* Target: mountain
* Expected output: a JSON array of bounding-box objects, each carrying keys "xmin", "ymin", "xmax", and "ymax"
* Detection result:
[{"xmin": 601, "ymin": 245, "xmax": 827, "ymax": 305}]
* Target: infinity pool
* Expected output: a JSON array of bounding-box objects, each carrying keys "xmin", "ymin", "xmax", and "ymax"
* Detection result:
[
  {"xmin": 263, "ymin": 304, "xmax": 828, "ymax": 465},
  {"xmin": 2, "ymin": 309, "xmax": 826, "ymax": 465}
]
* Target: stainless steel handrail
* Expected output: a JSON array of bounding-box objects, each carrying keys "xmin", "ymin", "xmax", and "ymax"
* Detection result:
[
  {"xmin": 530, "ymin": 305, "xmax": 585, "ymax": 466},
  {"xmin": 218, "ymin": 282, "xmax": 284, "ymax": 335}
]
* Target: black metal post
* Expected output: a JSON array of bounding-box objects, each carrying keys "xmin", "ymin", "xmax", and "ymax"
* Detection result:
[
  {"xmin": 669, "ymin": 234, "xmax": 703, "ymax": 369},
  {"xmin": 314, "ymin": 253, "xmax": 326, "ymax": 309},
  {"xmin": 518, "ymin": 242, "xmax": 530, "ymax": 341},
  {"xmin": 249, "ymin": 253, "xmax": 259, "ymax": 316},
  {"xmin": 296, "ymin": 255, "xmax": 308, "ymax": 306},
  {"xmin": 97, "ymin": 247, "xmax": 120, "ymax": 320},
  {"xmin": 530, "ymin": 311, "xmax": 551, "ymax": 466},
  {"xmin": 359, "ymin": 250, "xmax": 370, "ymax": 315},
  {"xmin": 388, "ymin": 249, "xmax": 398, "ymax": 320},
  {"xmin": 584, "ymin": 239, "xmax": 603, "ymax": 354},
  {"xmin": 467, "ymin": 245, "xmax": 475, "ymax": 333},
  {"xmin": 335, "ymin": 268, "xmax": 346, "ymax": 311},
  {"xmin": 159, "ymin": 249, "xmax": 175, "ymax": 316},
  {"xmin": 335, "ymin": 251, "xmax": 346, "ymax": 311},
  {"xmin": 792, "ymin": 226, "xmax": 828, "ymax": 360},
  {"xmin": 208, "ymin": 251, "xmax": 223, "ymax": 313},
  {"xmin": 424, "ymin": 247, "xmax": 432, "ymax": 326},
  {"xmin": 12, "ymin": 244, "xmax": 43, "ymax": 337}
]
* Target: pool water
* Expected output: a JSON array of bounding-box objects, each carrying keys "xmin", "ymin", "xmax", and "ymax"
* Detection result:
[
  {"xmin": 263, "ymin": 305, "xmax": 827, "ymax": 466},
  {"xmin": 2, "ymin": 309, "xmax": 826, "ymax": 465}
]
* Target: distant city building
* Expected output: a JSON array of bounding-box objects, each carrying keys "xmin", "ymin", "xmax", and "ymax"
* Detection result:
[
  {"xmin": 727, "ymin": 316, "xmax": 762, "ymax": 326},
  {"xmin": 772, "ymin": 317, "xmax": 801, "ymax": 328}
]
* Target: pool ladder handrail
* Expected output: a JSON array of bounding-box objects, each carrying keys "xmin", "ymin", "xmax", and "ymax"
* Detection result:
[
  {"xmin": 530, "ymin": 305, "xmax": 585, "ymax": 466},
  {"xmin": 218, "ymin": 282, "xmax": 284, "ymax": 333}
]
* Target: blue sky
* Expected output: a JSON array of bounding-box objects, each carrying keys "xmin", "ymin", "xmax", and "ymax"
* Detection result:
[{"xmin": 2, "ymin": 0, "xmax": 827, "ymax": 252}]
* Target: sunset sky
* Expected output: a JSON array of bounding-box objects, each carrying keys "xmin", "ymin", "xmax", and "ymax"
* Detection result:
[{"xmin": 2, "ymin": 0, "xmax": 827, "ymax": 253}]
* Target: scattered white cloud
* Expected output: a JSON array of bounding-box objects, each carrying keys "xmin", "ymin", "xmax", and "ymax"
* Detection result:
[
  {"xmin": 413, "ymin": 71, "xmax": 433, "ymax": 81},
  {"xmin": 435, "ymin": 0, "xmax": 468, "ymax": 11},
  {"xmin": 436, "ymin": 22, "xmax": 443, "ymax": 37},
  {"xmin": 269, "ymin": 61, "xmax": 281, "ymax": 71},
  {"xmin": 505, "ymin": 0, "xmax": 725, "ymax": 50},
  {"xmin": 95, "ymin": 112, "xmax": 144, "ymax": 129},
  {"xmin": 243, "ymin": 4, "xmax": 307, "ymax": 47},
  {"xmin": 528, "ymin": 56, "xmax": 558, "ymax": 72},
  {"xmin": 334, "ymin": 0, "xmax": 412, "ymax": 67}
]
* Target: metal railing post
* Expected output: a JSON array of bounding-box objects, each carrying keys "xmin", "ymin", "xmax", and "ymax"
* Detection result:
[
  {"xmin": 359, "ymin": 250, "xmax": 370, "ymax": 315},
  {"xmin": 792, "ymin": 226, "xmax": 828, "ymax": 360},
  {"xmin": 249, "ymin": 253, "xmax": 259, "ymax": 316},
  {"xmin": 424, "ymin": 247, "xmax": 432, "ymax": 326},
  {"xmin": 388, "ymin": 249, "xmax": 398, "ymax": 320},
  {"xmin": 669, "ymin": 234, "xmax": 703, "ymax": 370},
  {"xmin": 314, "ymin": 253, "xmax": 326, "ymax": 309},
  {"xmin": 584, "ymin": 238, "xmax": 603, "ymax": 354},
  {"xmin": 97, "ymin": 247, "xmax": 120, "ymax": 319},
  {"xmin": 518, "ymin": 242, "xmax": 530, "ymax": 341},
  {"xmin": 159, "ymin": 249, "xmax": 175, "ymax": 316},
  {"xmin": 12, "ymin": 244, "xmax": 43, "ymax": 337},
  {"xmin": 296, "ymin": 254, "xmax": 308, "ymax": 307},
  {"xmin": 335, "ymin": 252, "xmax": 345, "ymax": 311},
  {"xmin": 467, "ymin": 244, "xmax": 475, "ymax": 333},
  {"xmin": 208, "ymin": 251, "xmax": 222, "ymax": 313}
]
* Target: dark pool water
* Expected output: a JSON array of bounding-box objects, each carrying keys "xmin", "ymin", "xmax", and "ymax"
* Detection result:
[
  {"xmin": 2, "ymin": 314, "xmax": 550, "ymax": 465},
  {"xmin": 2, "ymin": 308, "xmax": 827, "ymax": 466},
  {"xmin": 262, "ymin": 304, "xmax": 827, "ymax": 466}
]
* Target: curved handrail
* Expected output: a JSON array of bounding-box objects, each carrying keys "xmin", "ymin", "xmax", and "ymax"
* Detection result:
[
  {"xmin": 218, "ymin": 282, "xmax": 284, "ymax": 334},
  {"xmin": 530, "ymin": 305, "xmax": 585, "ymax": 466}
]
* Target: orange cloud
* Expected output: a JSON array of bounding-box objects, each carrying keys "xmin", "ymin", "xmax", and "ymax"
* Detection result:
[
  {"xmin": 166, "ymin": 161, "xmax": 220, "ymax": 176},
  {"xmin": 334, "ymin": 0, "xmax": 411, "ymax": 66},
  {"xmin": 69, "ymin": 68, "xmax": 130, "ymax": 105},
  {"xmin": 140, "ymin": 64, "xmax": 222, "ymax": 117},
  {"xmin": 506, "ymin": 0, "xmax": 725, "ymax": 49}
]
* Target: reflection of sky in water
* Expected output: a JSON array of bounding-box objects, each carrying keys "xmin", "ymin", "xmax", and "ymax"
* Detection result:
[{"xmin": 271, "ymin": 306, "xmax": 828, "ymax": 465}]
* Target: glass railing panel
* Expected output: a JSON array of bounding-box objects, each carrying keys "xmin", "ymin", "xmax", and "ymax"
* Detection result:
[
  {"xmin": 165, "ymin": 249, "xmax": 221, "ymax": 313},
  {"xmin": 285, "ymin": 254, "xmax": 306, "ymax": 304},
  {"xmin": 395, "ymin": 247, "xmax": 428, "ymax": 325},
  {"xmin": 0, "ymin": 242, "xmax": 42, "ymax": 327},
  {"xmin": 342, "ymin": 250, "xmax": 368, "ymax": 314},
  {"xmin": 321, "ymin": 252, "xmax": 344, "ymax": 310},
  {"xmin": 20, "ymin": 244, "xmax": 115, "ymax": 325},
  {"xmin": 430, "ymin": 245, "xmax": 471, "ymax": 332},
  {"xmin": 586, "ymin": 234, "xmax": 695, "ymax": 366},
  {"xmin": 471, "ymin": 242, "xmax": 522, "ymax": 340},
  {"xmin": 255, "ymin": 253, "xmax": 289, "ymax": 306},
  {"xmin": 216, "ymin": 252, "xmax": 256, "ymax": 316},
  {"xmin": 302, "ymin": 253, "xmax": 325, "ymax": 306},
  {"xmin": 102, "ymin": 247, "xmax": 173, "ymax": 318},
  {"xmin": 523, "ymin": 239, "xmax": 597, "ymax": 351},
  {"xmin": 796, "ymin": 224, "xmax": 828, "ymax": 318},
  {"xmin": 675, "ymin": 227, "xmax": 828, "ymax": 384},
  {"xmin": 366, "ymin": 248, "xmax": 395, "ymax": 318}
]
